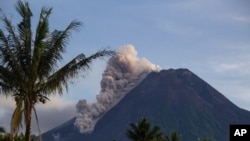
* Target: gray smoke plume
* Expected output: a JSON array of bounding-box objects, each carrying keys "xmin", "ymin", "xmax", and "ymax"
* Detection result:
[{"xmin": 74, "ymin": 45, "xmax": 160, "ymax": 133}]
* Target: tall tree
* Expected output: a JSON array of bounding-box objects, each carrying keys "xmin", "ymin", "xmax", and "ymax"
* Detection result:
[
  {"xmin": 126, "ymin": 117, "xmax": 163, "ymax": 141},
  {"xmin": 0, "ymin": 1, "xmax": 113, "ymax": 141}
]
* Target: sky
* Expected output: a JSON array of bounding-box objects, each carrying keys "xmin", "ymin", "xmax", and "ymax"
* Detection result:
[{"xmin": 0, "ymin": 0, "xmax": 250, "ymax": 134}]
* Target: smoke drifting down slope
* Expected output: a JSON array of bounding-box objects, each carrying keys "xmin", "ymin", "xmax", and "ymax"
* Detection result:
[{"xmin": 74, "ymin": 45, "xmax": 160, "ymax": 133}]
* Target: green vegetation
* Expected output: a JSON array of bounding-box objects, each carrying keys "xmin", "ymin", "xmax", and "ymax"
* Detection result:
[
  {"xmin": 162, "ymin": 131, "xmax": 181, "ymax": 141},
  {"xmin": 0, "ymin": 127, "xmax": 5, "ymax": 133},
  {"xmin": 0, "ymin": 127, "xmax": 36, "ymax": 141},
  {"xmin": 123, "ymin": 117, "xmax": 211, "ymax": 141},
  {"xmin": 0, "ymin": 132, "xmax": 36, "ymax": 141},
  {"xmin": 0, "ymin": 1, "xmax": 112, "ymax": 141},
  {"xmin": 126, "ymin": 117, "xmax": 163, "ymax": 141}
]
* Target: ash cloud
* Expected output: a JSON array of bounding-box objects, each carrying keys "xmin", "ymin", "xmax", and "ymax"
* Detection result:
[{"xmin": 74, "ymin": 45, "xmax": 160, "ymax": 133}]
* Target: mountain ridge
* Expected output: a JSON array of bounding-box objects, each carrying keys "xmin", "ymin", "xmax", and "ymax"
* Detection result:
[{"xmin": 41, "ymin": 68, "xmax": 250, "ymax": 141}]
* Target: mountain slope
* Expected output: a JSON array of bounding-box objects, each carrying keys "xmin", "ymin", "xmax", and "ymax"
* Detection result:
[{"xmin": 41, "ymin": 68, "xmax": 250, "ymax": 141}]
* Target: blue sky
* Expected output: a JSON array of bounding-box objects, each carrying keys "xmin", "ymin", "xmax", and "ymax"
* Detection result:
[{"xmin": 0, "ymin": 0, "xmax": 250, "ymax": 133}]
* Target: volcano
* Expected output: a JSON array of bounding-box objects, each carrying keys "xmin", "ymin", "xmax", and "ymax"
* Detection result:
[{"xmin": 41, "ymin": 68, "xmax": 250, "ymax": 141}]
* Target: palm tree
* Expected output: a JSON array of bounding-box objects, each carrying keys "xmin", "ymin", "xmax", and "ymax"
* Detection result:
[
  {"xmin": 0, "ymin": 1, "xmax": 113, "ymax": 141},
  {"xmin": 126, "ymin": 117, "xmax": 163, "ymax": 141}
]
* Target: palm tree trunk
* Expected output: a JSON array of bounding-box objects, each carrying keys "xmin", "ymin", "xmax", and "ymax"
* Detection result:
[{"xmin": 25, "ymin": 105, "xmax": 32, "ymax": 141}]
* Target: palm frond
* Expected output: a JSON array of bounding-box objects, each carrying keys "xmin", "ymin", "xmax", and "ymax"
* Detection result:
[
  {"xmin": 15, "ymin": 0, "xmax": 32, "ymax": 48},
  {"xmin": 15, "ymin": 0, "xmax": 33, "ymax": 75},
  {"xmin": 15, "ymin": 1, "xmax": 32, "ymax": 19},
  {"xmin": 148, "ymin": 126, "xmax": 162, "ymax": 140},
  {"xmin": 0, "ymin": 13, "xmax": 22, "ymax": 49},
  {"xmin": 38, "ymin": 49, "xmax": 113, "ymax": 95},
  {"xmin": 33, "ymin": 107, "xmax": 43, "ymax": 141},
  {"xmin": 10, "ymin": 98, "xmax": 24, "ymax": 139},
  {"xmin": 0, "ymin": 16, "xmax": 26, "ymax": 84},
  {"xmin": 34, "ymin": 7, "xmax": 52, "ymax": 46},
  {"xmin": 126, "ymin": 129, "xmax": 139, "ymax": 140},
  {"xmin": 0, "ymin": 65, "xmax": 20, "ymax": 94},
  {"xmin": 130, "ymin": 123, "xmax": 142, "ymax": 137},
  {"xmin": 35, "ymin": 20, "xmax": 82, "ymax": 81},
  {"xmin": 30, "ymin": 7, "xmax": 52, "ymax": 81},
  {"xmin": 126, "ymin": 117, "xmax": 163, "ymax": 141}
]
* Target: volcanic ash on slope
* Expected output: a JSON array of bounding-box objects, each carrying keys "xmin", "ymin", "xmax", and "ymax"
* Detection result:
[{"xmin": 74, "ymin": 45, "xmax": 160, "ymax": 133}]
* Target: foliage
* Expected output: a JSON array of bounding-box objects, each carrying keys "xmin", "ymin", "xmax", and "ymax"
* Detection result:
[
  {"xmin": 126, "ymin": 117, "xmax": 211, "ymax": 141},
  {"xmin": 0, "ymin": 0, "xmax": 113, "ymax": 141},
  {"xmin": 126, "ymin": 117, "xmax": 163, "ymax": 141},
  {"xmin": 157, "ymin": 131, "xmax": 181, "ymax": 141},
  {"xmin": 0, "ymin": 127, "xmax": 5, "ymax": 133},
  {"xmin": 200, "ymin": 139, "xmax": 211, "ymax": 141},
  {"xmin": 0, "ymin": 132, "xmax": 36, "ymax": 141}
]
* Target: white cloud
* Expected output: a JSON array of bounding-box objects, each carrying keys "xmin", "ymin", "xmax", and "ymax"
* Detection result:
[
  {"xmin": 0, "ymin": 96, "xmax": 15, "ymax": 110},
  {"xmin": 33, "ymin": 96, "xmax": 76, "ymax": 133},
  {"xmin": 0, "ymin": 95, "xmax": 76, "ymax": 134},
  {"xmin": 36, "ymin": 95, "xmax": 75, "ymax": 110},
  {"xmin": 232, "ymin": 16, "xmax": 250, "ymax": 24},
  {"xmin": 212, "ymin": 79, "xmax": 250, "ymax": 110},
  {"xmin": 0, "ymin": 96, "xmax": 15, "ymax": 132},
  {"xmin": 203, "ymin": 40, "xmax": 250, "ymax": 110},
  {"xmin": 207, "ymin": 41, "xmax": 250, "ymax": 75},
  {"xmin": 211, "ymin": 61, "xmax": 250, "ymax": 75}
]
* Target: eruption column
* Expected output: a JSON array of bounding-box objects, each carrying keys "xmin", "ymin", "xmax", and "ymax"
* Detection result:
[{"xmin": 74, "ymin": 45, "xmax": 160, "ymax": 133}]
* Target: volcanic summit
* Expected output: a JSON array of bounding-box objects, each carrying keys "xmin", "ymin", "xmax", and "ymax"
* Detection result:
[{"xmin": 41, "ymin": 68, "xmax": 250, "ymax": 141}]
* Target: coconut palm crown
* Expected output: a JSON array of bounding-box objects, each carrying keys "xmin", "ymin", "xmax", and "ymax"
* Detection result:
[
  {"xmin": 126, "ymin": 117, "xmax": 163, "ymax": 141},
  {"xmin": 0, "ymin": 1, "xmax": 113, "ymax": 141}
]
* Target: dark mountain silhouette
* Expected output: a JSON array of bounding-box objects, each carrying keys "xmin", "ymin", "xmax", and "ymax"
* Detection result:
[{"xmin": 41, "ymin": 68, "xmax": 250, "ymax": 141}]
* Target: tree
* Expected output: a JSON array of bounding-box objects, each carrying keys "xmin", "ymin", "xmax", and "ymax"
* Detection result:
[
  {"xmin": 0, "ymin": 1, "xmax": 113, "ymax": 141},
  {"xmin": 166, "ymin": 131, "xmax": 181, "ymax": 141},
  {"xmin": 0, "ymin": 127, "xmax": 5, "ymax": 133},
  {"xmin": 168, "ymin": 131, "xmax": 181, "ymax": 141},
  {"xmin": 200, "ymin": 139, "xmax": 211, "ymax": 141},
  {"xmin": 126, "ymin": 117, "xmax": 163, "ymax": 141},
  {"xmin": 156, "ymin": 131, "xmax": 181, "ymax": 141}
]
